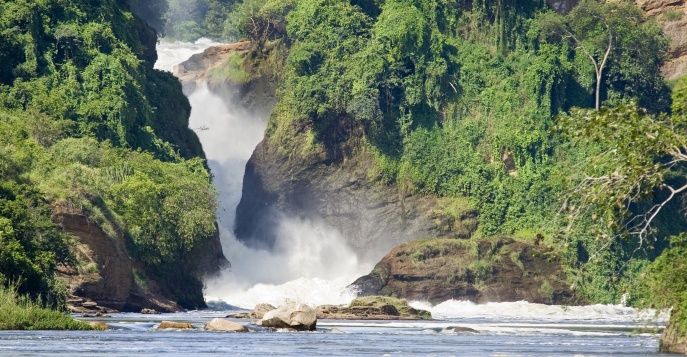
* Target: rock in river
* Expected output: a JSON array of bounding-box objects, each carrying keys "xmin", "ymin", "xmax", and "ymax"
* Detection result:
[
  {"xmin": 261, "ymin": 303, "xmax": 317, "ymax": 331},
  {"xmin": 205, "ymin": 318, "xmax": 248, "ymax": 332},
  {"xmin": 156, "ymin": 321, "xmax": 194, "ymax": 330}
]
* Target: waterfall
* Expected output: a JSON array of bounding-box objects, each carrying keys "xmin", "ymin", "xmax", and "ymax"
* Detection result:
[{"xmin": 156, "ymin": 40, "xmax": 369, "ymax": 309}]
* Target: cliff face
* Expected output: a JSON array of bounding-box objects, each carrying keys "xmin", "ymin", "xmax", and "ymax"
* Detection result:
[
  {"xmin": 53, "ymin": 208, "xmax": 183, "ymax": 312},
  {"xmin": 235, "ymin": 134, "xmax": 473, "ymax": 264}
]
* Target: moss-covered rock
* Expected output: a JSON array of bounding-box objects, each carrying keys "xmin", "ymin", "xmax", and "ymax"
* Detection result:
[
  {"xmin": 317, "ymin": 296, "xmax": 431, "ymax": 320},
  {"xmin": 351, "ymin": 238, "xmax": 578, "ymax": 305}
]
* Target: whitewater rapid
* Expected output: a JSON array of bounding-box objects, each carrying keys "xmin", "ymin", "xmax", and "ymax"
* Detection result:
[
  {"xmin": 155, "ymin": 40, "xmax": 667, "ymax": 328},
  {"xmin": 156, "ymin": 39, "xmax": 368, "ymax": 309}
]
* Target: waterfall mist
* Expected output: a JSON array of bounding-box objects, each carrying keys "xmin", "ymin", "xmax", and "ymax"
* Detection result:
[{"xmin": 184, "ymin": 84, "xmax": 369, "ymax": 309}]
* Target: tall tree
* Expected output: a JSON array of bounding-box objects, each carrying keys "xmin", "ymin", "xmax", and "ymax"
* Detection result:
[{"xmin": 538, "ymin": 0, "xmax": 669, "ymax": 112}]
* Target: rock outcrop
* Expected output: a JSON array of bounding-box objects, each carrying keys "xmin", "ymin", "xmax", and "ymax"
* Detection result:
[
  {"xmin": 260, "ymin": 303, "xmax": 317, "ymax": 331},
  {"xmin": 177, "ymin": 41, "xmax": 278, "ymax": 120},
  {"xmin": 317, "ymin": 296, "xmax": 432, "ymax": 320},
  {"xmin": 351, "ymin": 238, "xmax": 577, "ymax": 305},
  {"xmin": 235, "ymin": 133, "xmax": 476, "ymax": 264},
  {"xmin": 53, "ymin": 206, "xmax": 215, "ymax": 312}
]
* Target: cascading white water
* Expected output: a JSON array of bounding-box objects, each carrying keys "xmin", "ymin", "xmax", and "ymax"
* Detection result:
[
  {"xmin": 156, "ymin": 40, "xmax": 369, "ymax": 309},
  {"xmin": 155, "ymin": 40, "xmax": 666, "ymax": 325}
]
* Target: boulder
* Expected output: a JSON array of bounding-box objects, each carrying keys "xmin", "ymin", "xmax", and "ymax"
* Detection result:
[
  {"xmin": 205, "ymin": 318, "xmax": 248, "ymax": 332},
  {"xmin": 141, "ymin": 308, "xmax": 159, "ymax": 314},
  {"xmin": 156, "ymin": 321, "xmax": 194, "ymax": 329},
  {"xmin": 226, "ymin": 303, "xmax": 276, "ymax": 319},
  {"xmin": 261, "ymin": 303, "xmax": 317, "ymax": 331},
  {"xmin": 253, "ymin": 303, "xmax": 277, "ymax": 318}
]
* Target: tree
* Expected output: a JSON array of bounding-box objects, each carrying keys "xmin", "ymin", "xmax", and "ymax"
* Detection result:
[
  {"xmin": 557, "ymin": 99, "xmax": 687, "ymax": 250},
  {"xmin": 539, "ymin": 0, "xmax": 669, "ymax": 112}
]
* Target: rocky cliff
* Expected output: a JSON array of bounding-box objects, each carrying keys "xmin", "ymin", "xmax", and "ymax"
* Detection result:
[{"xmin": 235, "ymin": 133, "xmax": 474, "ymax": 264}]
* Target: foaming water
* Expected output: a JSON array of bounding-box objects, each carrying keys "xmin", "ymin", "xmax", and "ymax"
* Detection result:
[
  {"xmin": 159, "ymin": 45, "xmax": 370, "ymax": 308},
  {"xmin": 154, "ymin": 38, "xmax": 219, "ymax": 72},
  {"xmin": 409, "ymin": 299, "xmax": 668, "ymax": 325}
]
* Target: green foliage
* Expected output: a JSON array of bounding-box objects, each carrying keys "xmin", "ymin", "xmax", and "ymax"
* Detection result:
[
  {"xmin": 645, "ymin": 233, "xmax": 687, "ymax": 332},
  {"xmin": 0, "ymin": 284, "xmax": 95, "ymax": 330},
  {"xmin": 0, "ymin": 0, "xmax": 204, "ymax": 161},
  {"xmin": 536, "ymin": 0, "xmax": 669, "ymax": 112},
  {"xmin": 0, "ymin": 0, "xmax": 216, "ymax": 308},
  {"xmin": 165, "ymin": 0, "xmax": 239, "ymax": 41},
  {"xmin": 240, "ymin": 0, "xmax": 677, "ymax": 305}
]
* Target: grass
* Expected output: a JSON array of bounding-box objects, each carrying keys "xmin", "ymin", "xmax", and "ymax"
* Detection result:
[{"xmin": 0, "ymin": 285, "xmax": 98, "ymax": 330}]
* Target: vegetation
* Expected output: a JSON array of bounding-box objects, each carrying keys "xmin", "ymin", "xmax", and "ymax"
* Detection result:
[
  {"xmin": 349, "ymin": 296, "xmax": 432, "ymax": 320},
  {"xmin": 3, "ymin": 0, "xmax": 687, "ymax": 340},
  {"xmin": 0, "ymin": 284, "xmax": 96, "ymax": 330},
  {"xmin": 221, "ymin": 0, "xmax": 685, "ymax": 310},
  {"xmin": 0, "ymin": 0, "xmax": 217, "ymax": 310}
]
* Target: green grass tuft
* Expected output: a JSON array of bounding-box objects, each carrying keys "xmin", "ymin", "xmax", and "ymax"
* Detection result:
[{"xmin": 0, "ymin": 285, "xmax": 96, "ymax": 330}]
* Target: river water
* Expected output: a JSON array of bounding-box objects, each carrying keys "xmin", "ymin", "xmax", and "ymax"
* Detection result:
[
  {"xmin": 0, "ymin": 40, "xmax": 670, "ymax": 356},
  {"xmin": 0, "ymin": 304, "xmax": 668, "ymax": 356}
]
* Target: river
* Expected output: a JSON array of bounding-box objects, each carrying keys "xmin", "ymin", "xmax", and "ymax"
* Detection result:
[{"xmin": 0, "ymin": 39, "xmax": 669, "ymax": 357}]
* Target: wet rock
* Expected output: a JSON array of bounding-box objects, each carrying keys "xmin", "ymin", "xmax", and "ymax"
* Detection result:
[
  {"xmin": 156, "ymin": 321, "xmax": 194, "ymax": 330},
  {"xmin": 441, "ymin": 326, "xmax": 479, "ymax": 334},
  {"xmin": 205, "ymin": 318, "xmax": 249, "ymax": 332},
  {"xmin": 141, "ymin": 308, "xmax": 159, "ymax": 314},
  {"xmin": 261, "ymin": 303, "xmax": 317, "ymax": 331}
]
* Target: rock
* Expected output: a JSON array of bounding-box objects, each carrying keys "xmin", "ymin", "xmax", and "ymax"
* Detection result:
[
  {"xmin": 156, "ymin": 321, "xmax": 194, "ymax": 330},
  {"xmin": 351, "ymin": 238, "xmax": 578, "ymax": 305},
  {"xmin": 226, "ymin": 303, "xmax": 276, "ymax": 319},
  {"xmin": 81, "ymin": 302, "xmax": 98, "ymax": 309},
  {"xmin": 88, "ymin": 322, "xmax": 109, "ymax": 330},
  {"xmin": 235, "ymin": 137, "xmax": 476, "ymax": 266},
  {"xmin": 204, "ymin": 318, "xmax": 249, "ymax": 332},
  {"xmin": 141, "ymin": 308, "xmax": 159, "ymax": 314},
  {"xmin": 441, "ymin": 326, "xmax": 479, "ymax": 334},
  {"xmin": 253, "ymin": 303, "xmax": 277, "ymax": 318},
  {"xmin": 316, "ymin": 296, "xmax": 431, "ymax": 320},
  {"xmin": 261, "ymin": 303, "xmax": 317, "ymax": 331}
]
